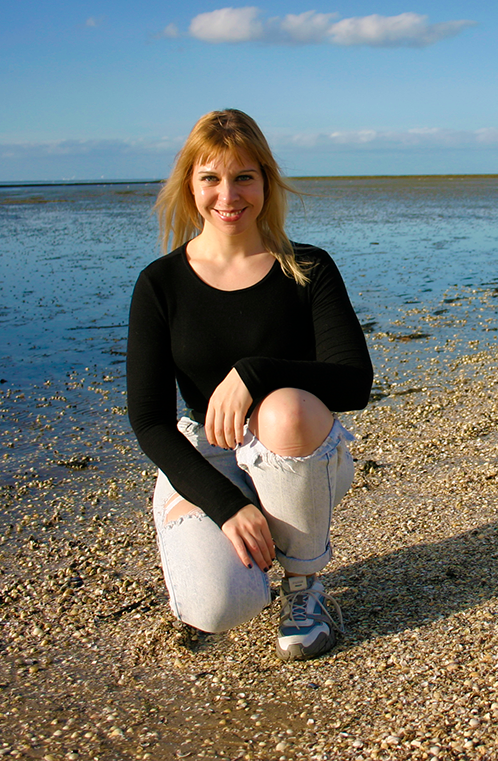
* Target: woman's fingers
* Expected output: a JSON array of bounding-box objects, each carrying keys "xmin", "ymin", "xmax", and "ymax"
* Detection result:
[
  {"xmin": 221, "ymin": 416, "xmax": 237, "ymax": 450},
  {"xmin": 261, "ymin": 517, "xmax": 276, "ymax": 563},
  {"xmin": 233, "ymin": 408, "xmax": 246, "ymax": 449},
  {"xmin": 205, "ymin": 368, "xmax": 252, "ymax": 448},
  {"xmin": 226, "ymin": 531, "xmax": 253, "ymax": 569},
  {"xmin": 205, "ymin": 412, "xmax": 236, "ymax": 449},
  {"xmin": 222, "ymin": 505, "xmax": 275, "ymax": 572},
  {"xmin": 247, "ymin": 517, "xmax": 275, "ymax": 571},
  {"xmin": 243, "ymin": 531, "xmax": 272, "ymax": 572},
  {"xmin": 205, "ymin": 409, "xmax": 227, "ymax": 448}
]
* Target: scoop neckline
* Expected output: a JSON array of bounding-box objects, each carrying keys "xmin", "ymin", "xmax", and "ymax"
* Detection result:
[{"xmin": 181, "ymin": 243, "xmax": 278, "ymax": 293}]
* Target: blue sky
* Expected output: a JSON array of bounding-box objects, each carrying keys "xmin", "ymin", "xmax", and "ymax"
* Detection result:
[{"xmin": 1, "ymin": 0, "xmax": 497, "ymax": 180}]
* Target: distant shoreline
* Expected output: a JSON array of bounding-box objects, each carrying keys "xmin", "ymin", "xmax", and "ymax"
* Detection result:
[
  {"xmin": 0, "ymin": 179, "xmax": 163, "ymax": 189},
  {"xmin": 2, "ymin": 174, "xmax": 498, "ymax": 189},
  {"xmin": 292, "ymin": 173, "xmax": 498, "ymax": 181}
]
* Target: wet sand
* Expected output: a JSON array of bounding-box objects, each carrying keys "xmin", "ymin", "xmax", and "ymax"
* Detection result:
[{"xmin": 1, "ymin": 346, "xmax": 497, "ymax": 761}]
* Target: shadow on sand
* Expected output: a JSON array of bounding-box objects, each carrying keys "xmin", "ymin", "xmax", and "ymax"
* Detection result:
[{"xmin": 325, "ymin": 521, "xmax": 498, "ymax": 645}]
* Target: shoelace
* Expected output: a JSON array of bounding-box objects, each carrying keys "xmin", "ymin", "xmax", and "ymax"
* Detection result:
[{"xmin": 282, "ymin": 587, "xmax": 345, "ymax": 635}]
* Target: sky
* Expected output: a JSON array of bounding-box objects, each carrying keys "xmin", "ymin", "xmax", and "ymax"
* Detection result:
[{"xmin": 1, "ymin": 0, "xmax": 497, "ymax": 180}]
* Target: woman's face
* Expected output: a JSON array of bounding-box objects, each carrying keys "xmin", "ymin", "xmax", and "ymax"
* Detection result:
[{"xmin": 190, "ymin": 150, "xmax": 265, "ymax": 239}]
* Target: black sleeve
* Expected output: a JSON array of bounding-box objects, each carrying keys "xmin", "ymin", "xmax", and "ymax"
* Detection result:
[
  {"xmin": 234, "ymin": 253, "xmax": 373, "ymax": 411},
  {"xmin": 127, "ymin": 272, "xmax": 252, "ymax": 527},
  {"xmin": 127, "ymin": 251, "xmax": 373, "ymax": 529}
]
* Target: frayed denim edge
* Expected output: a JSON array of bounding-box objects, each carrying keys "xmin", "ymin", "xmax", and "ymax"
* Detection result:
[{"xmin": 237, "ymin": 418, "xmax": 354, "ymax": 472}]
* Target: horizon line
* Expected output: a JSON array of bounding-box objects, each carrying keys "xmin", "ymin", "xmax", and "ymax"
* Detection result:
[
  {"xmin": 2, "ymin": 173, "xmax": 498, "ymax": 189},
  {"xmin": 0, "ymin": 172, "xmax": 498, "ymax": 189}
]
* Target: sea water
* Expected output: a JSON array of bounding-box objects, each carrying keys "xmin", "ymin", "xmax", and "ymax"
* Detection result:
[{"xmin": 1, "ymin": 177, "xmax": 497, "ymax": 393}]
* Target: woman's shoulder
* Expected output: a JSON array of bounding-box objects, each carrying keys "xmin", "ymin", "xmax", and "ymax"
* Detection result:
[
  {"xmin": 291, "ymin": 242, "xmax": 339, "ymax": 279},
  {"xmin": 292, "ymin": 241, "xmax": 332, "ymax": 263},
  {"xmin": 139, "ymin": 243, "xmax": 187, "ymax": 280}
]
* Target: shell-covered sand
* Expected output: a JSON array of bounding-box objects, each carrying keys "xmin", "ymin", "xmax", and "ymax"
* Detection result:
[{"xmin": 1, "ymin": 348, "xmax": 497, "ymax": 761}]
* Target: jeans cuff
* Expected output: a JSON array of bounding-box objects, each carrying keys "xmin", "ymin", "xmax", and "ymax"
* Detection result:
[{"xmin": 275, "ymin": 543, "xmax": 332, "ymax": 575}]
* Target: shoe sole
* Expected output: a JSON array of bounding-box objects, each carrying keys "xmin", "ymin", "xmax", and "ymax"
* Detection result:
[{"xmin": 276, "ymin": 630, "xmax": 337, "ymax": 662}]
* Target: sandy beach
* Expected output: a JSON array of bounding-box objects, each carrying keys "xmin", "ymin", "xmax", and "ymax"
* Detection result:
[{"xmin": 1, "ymin": 343, "xmax": 497, "ymax": 761}]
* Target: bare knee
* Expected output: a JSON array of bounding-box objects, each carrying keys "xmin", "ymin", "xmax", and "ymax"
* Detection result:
[{"xmin": 249, "ymin": 388, "xmax": 333, "ymax": 456}]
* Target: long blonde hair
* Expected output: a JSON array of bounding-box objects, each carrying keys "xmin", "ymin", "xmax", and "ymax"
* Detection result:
[{"xmin": 154, "ymin": 109, "xmax": 310, "ymax": 285}]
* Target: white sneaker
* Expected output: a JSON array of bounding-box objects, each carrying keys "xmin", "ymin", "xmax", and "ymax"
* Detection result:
[{"xmin": 276, "ymin": 575, "xmax": 344, "ymax": 661}]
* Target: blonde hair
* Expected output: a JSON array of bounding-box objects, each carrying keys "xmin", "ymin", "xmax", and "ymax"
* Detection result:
[{"xmin": 154, "ymin": 108, "xmax": 310, "ymax": 285}]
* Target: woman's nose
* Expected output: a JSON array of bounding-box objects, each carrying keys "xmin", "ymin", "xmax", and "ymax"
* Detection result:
[{"xmin": 219, "ymin": 180, "xmax": 239, "ymax": 202}]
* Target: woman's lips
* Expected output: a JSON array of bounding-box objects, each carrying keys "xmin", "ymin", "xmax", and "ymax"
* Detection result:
[{"xmin": 215, "ymin": 208, "xmax": 246, "ymax": 220}]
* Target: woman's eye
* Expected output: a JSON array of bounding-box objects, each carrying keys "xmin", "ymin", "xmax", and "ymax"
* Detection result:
[
  {"xmin": 201, "ymin": 175, "xmax": 218, "ymax": 182},
  {"xmin": 237, "ymin": 174, "xmax": 253, "ymax": 182}
]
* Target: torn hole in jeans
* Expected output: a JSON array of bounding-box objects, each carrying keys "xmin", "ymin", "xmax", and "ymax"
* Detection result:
[{"xmin": 162, "ymin": 493, "xmax": 203, "ymax": 525}]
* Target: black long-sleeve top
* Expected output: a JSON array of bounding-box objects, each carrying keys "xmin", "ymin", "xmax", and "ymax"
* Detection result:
[{"xmin": 127, "ymin": 242, "xmax": 373, "ymax": 527}]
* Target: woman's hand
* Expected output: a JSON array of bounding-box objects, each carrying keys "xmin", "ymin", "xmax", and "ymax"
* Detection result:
[
  {"xmin": 205, "ymin": 367, "xmax": 252, "ymax": 449},
  {"xmin": 222, "ymin": 504, "xmax": 275, "ymax": 571}
]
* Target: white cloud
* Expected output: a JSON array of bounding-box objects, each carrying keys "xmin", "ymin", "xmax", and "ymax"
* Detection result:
[
  {"xmin": 85, "ymin": 16, "xmax": 105, "ymax": 28},
  {"xmin": 274, "ymin": 128, "xmax": 498, "ymax": 150},
  {"xmin": 182, "ymin": 8, "xmax": 476, "ymax": 47},
  {"xmin": 475, "ymin": 128, "xmax": 498, "ymax": 144},
  {"xmin": 279, "ymin": 11, "xmax": 339, "ymax": 44},
  {"xmin": 327, "ymin": 13, "xmax": 474, "ymax": 47},
  {"xmin": 160, "ymin": 23, "xmax": 179, "ymax": 39},
  {"xmin": 0, "ymin": 137, "xmax": 184, "ymax": 160},
  {"xmin": 1, "ymin": 132, "xmax": 496, "ymax": 181},
  {"xmin": 1, "ymin": 130, "xmax": 497, "ymax": 164},
  {"xmin": 189, "ymin": 7, "xmax": 263, "ymax": 43}
]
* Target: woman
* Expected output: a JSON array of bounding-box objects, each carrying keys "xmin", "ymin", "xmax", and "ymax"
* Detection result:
[{"xmin": 127, "ymin": 109, "xmax": 373, "ymax": 661}]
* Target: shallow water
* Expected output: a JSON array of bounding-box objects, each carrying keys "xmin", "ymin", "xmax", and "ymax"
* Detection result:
[
  {"xmin": 1, "ymin": 177, "xmax": 497, "ymax": 391},
  {"xmin": 289, "ymin": 176, "xmax": 498, "ymax": 321},
  {"xmin": 0, "ymin": 184, "xmax": 158, "ymax": 385}
]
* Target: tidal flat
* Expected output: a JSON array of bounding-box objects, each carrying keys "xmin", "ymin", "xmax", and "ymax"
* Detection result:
[
  {"xmin": 1, "ymin": 348, "xmax": 497, "ymax": 761},
  {"xmin": 1, "ymin": 178, "xmax": 498, "ymax": 759}
]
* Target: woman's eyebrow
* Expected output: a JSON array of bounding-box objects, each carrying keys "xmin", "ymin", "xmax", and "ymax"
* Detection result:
[{"xmin": 196, "ymin": 166, "xmax": 259, "ymax": 174}]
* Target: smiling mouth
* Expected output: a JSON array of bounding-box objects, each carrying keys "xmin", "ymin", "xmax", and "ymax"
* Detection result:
[{"xmin": 216, "ymin": 208, "xmax": 246, "ymax": 219}]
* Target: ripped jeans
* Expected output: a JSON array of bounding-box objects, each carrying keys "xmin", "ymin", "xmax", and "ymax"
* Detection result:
[{"xmin": 153, "ymin": 416, "xmax": 354, "ymax": 633}]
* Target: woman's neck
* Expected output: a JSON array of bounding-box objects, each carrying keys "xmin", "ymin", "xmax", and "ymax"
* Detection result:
[
  {"xmin": 185, "ymin": 228, "xmax": 275, "ymax": 291},
  {"xmin": 189, "ymin": 223, "xmax": 267, "ymax": 261}
]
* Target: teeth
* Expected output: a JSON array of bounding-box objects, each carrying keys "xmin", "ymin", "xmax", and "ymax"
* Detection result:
[{"xmin": 217, "ymin": 209, "xmax": 243, "ymax": 218}]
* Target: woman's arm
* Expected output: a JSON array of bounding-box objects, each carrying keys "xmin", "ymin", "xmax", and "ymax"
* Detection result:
[
  {"xmin": 234, "ymin": 250, "xmax": 373, "ymax": 411},
  {"xmin": 127, "ymin": 271, "xmax": 254, "ymax": 527},
  {"xmin": 128, "ymin": 271, "xmax": 275, "ymax": 568}
]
